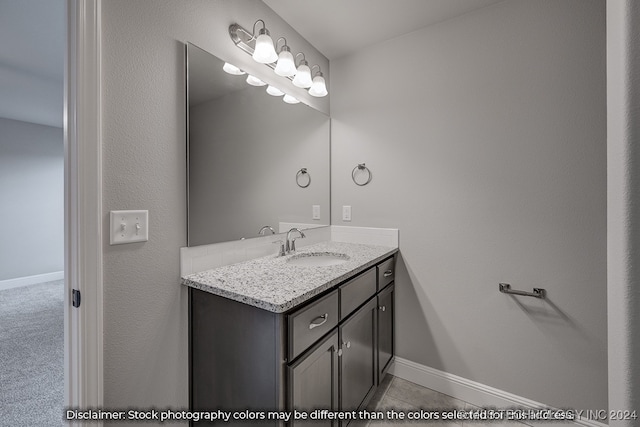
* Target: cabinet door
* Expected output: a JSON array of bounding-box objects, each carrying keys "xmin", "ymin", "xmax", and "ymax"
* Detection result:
[
  {"xmin": 377, "ymin": 284, "xmax": 394, "ymax": 382},
  {"xmin": 289, "ymin": 331, "xmax": 339, "ymax": 426},
  {"xmin": 340, "ymin": 298, "xmax": 377, "ymax": 420}
]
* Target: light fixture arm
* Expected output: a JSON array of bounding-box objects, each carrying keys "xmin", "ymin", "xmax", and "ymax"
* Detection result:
[
  {"xmin": 311, "ymin": 64, "xmax": 322, "ymax": 76},
  {"xmin": 275, "ymin": 37, "xmax": 288, "ymax": 52},
  {"xmin": 250, "ymin": 19, "xmax": 267, "ymax": 41},
  {"xmin": 295, "ymin": 52, "xmax": 307, "ymax": 66}
]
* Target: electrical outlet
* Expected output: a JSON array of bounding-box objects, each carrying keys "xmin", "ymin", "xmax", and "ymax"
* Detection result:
[
  {"xmin": 342, "ymin": 205, "xmax": 352, "ymax": 222},
  {"xmin": 110, "ymin": 210, "xmax": 149, "ymax": 245},
  {"xmin": 312, "ymin": 205, "xmax": 321, "ymax": 220}
]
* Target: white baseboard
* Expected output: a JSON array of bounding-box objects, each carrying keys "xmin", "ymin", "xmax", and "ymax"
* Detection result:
[
  {"xmin": 0, "ymin": 271, "xmax": 64, "ymax": 291},
  {"xmin": 390, "ymin": 357, "xmax": 607, "ymax": 427}
]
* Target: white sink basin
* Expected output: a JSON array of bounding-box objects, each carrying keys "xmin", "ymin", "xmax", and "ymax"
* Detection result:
[{"xmin": 286, "ymin": 252, "xmax": 350, "ymax": 267}]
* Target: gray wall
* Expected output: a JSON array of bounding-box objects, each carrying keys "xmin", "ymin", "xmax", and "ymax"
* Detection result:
[
  {"xmin": 189, "ymin": 86, "xmax": 330, "ymax": 245},
  {"xmin": 0, "ymin": 117, "xmax": 63, "ymax": 280},
  {"xmin": 100, "ymin": 0, "xmax": 328, "ymax": 420},
  {"xmin": 330, "ymin": 0, "xmax": 607, "ymax": 411}
]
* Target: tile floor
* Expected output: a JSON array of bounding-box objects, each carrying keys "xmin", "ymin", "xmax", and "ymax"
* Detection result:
[{"xmin": 365, "ymin": 375, "xmax": 530, "ymax": 427}]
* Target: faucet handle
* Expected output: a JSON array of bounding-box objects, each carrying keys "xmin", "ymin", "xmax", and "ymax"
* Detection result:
[{"xmin": 272, "ymin": 240, "xmax": 286, "ymax": 257}]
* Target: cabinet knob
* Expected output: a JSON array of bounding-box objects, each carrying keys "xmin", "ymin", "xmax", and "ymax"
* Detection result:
[
  {"xmin": 336, "ymin": 348, "xmax": 343, "ymax": 357},
  {"xmin": 343, "ymin": 341, "xmax": 351, "ymax": 349},
  {"xmin": 379, "ymin": 305, "xmax": 386, "ymax": 312}
]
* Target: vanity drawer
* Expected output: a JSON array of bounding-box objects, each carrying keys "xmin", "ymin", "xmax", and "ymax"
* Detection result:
[
  {"xmin": 288, "ymin": 290, "xmax": 339, "ymax": 360},
  {"xmin": 377, "ymin": 257, "xmax": 395, "ymax": 290},
  {"xmin": 340, "ymin": 268, "xmax": 376, "ymax": 320}
]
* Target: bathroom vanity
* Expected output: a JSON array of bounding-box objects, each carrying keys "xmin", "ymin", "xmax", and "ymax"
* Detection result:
[{"xmin": 183, "ymin": 242, "xmax": 397, "ymax": 426}]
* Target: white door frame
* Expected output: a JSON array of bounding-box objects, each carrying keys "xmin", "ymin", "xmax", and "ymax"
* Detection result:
[{"xmin": 64, "ymin": 0, "xmax": 103, "ymax": 420}]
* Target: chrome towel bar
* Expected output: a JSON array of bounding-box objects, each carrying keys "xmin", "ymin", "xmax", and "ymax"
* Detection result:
[{"xmin": 499, "ymin": 283, "xmax": 546, "ymax": 299}]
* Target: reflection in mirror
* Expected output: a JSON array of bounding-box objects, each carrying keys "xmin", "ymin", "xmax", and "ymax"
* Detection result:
[{"xmin": 187, "ymin": 43, "xmax": 330, "ymax": 247}]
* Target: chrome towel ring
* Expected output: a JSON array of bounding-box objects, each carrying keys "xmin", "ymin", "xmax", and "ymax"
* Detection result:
[
  {"xmin": 296, "ymin": 168, "xmax": 311, "ymax": 188},
  {"xmin": 352, "ymin": 163, "xmax": 372, "ymax": 186}
]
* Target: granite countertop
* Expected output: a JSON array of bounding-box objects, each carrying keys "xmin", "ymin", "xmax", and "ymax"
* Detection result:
[{"xmin": 181, "ymin": 241, "xmax": 398, "ymax": 313}]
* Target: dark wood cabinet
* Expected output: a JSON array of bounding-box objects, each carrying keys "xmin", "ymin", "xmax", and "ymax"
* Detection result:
[
  {"xmin": 189, "ymin": 255, "xmax": 396, "ymax": 426},
  {"xmin": 340, "ymin": 298, "xmax": 377, "ymax": 422},
  {"xmin": 377, "ymin": 283, "xmax": 394, "ymax": 381}
]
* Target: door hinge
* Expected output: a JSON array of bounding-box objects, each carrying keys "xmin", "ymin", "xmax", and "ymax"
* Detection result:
[{"xmin": 72, "ymin": 289, "xmax": 81, "ymax": 308}]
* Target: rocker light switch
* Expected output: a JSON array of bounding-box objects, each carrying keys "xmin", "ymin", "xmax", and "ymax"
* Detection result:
[{"xmin": 110, "ymin": 210, "xmax": 149, "ymax": 245}]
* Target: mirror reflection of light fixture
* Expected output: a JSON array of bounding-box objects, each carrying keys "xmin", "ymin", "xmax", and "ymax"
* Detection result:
[
  {"xmin": 308, "ymin": 65, "xmax": 328, "ymax": 97},
  {"xmin": 228, "ymin": 20, "xmax": 328, "ymax": 100},
  {"xmin": 274, "ymin": 38, "xmax": 296, "ymax": 77},
  {"xmin": 222, "ymin": 62, "xmax": 245, "ymax": 75},
  {"xmin": 292, "ymin": 53, "xmax": 313, "ymax": 89},
  {"xmin": 251, "ymin": 20, "xmax": 278, "ymax": 63},
  {"xmin": 283, "ymin": 94, "xmax": 300, "ymax": 104},
  {"xmin": 246, "ymin": 75, "xmax": 266, "ymax": 86},
  {"xmin": 266, "ymin": 85, "xmax": 284, "ymax": 96}
]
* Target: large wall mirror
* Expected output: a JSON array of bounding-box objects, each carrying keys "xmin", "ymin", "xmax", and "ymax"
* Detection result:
[{"xmin": 187, "ymin": 43, "xmax": 330, "ymax": 246}]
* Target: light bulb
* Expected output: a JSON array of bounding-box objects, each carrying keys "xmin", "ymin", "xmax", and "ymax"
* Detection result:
[
  {"xmin": 308, "ymin": 73, "xmax": 328, "ymax": 97},
  {"xmin": 252, "ymin": 29, "xmax": 278, "ymax": 64},
  {"xmin": 266, "ymin": 85, "xmax": 284, "ymax": 96},
  {"xmin": 222, "ymin": 62, "xmax": 245, "ymax": 75},
  {"xmin": 292, "ymin": 61, "xmax": 312, "ymax": 88},
  {"xmin": 274, "ymin": 48, "xmax": 296, "ymax": 77},
  {"xmin": 246, "ymin": 75, "xmax": 266, "ymax": 86},
  {"xmin": 283, "ymin": 94, "xmax": 300, "ymax": 104}
]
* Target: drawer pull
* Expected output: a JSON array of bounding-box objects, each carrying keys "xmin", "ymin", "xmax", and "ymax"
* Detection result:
[
  {"xmin": 383, "ymin": 270, "xmax": 393, "ymax": 278},
  {"xmin": 379, "ymin": 305, "xmax": 386, "ymax": 312},
  {"xmin": 309, "ymin": 313, "xmax": 329, "ymax": 330}
]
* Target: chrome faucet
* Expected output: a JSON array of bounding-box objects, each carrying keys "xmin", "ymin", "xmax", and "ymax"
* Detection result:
[
  {"xmin": 259, "ymin": 225, "xmax": 276, "ymax": 235},
  {"xmin": 286, "ymin": 228, "xmax": 306, "ymax": 254}
]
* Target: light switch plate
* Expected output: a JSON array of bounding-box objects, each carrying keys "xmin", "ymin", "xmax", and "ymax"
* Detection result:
[
  {"xmin": 342, "ymin": 205, "xmax": 352, "ymax": 222},
  {"xmin": 110, "ymin": 210, "xmax": 149, "ymax": 245},
  {"xmin": 312, "ymin": 205, "xmax": 321, "ymax": 220}
]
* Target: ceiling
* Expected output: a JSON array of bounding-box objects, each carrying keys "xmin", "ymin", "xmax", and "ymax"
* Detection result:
[
  {"xmin": 0, "ymin": 0, "xmax": 65, "ymax": 128},
  {"xmin": 262, "ymin": 0, "xmax": 505, "ymax": 60}
]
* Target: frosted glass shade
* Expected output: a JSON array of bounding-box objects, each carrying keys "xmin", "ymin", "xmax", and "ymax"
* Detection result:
[
  {"xmin": 252, "ymin": 31, "xmax": 278, "ymax": 64},
  {"xmin": 274, "ymin": 50, "xmax": 296, "ymax": 77},
  {"xmin": 222, "ymin": 62, "xmax": 245, "ymax": 75},
  {"xmin": 246, "ymin": 75, "xmax": 266, "ymax": 86},
  {"xmin": 308, "ymin": 74, "xmax": 328, "ymax": 97},
  {"xmin": 283, "ymin": 94, "xmax": 300, "ymax": 104},
  {"xmin": 292, "ymin": 63, "xmax": 312, "ymax": 88},
  {"xmin": 266, "ymin": 85, "xmax": 284, "ymax": 96}
]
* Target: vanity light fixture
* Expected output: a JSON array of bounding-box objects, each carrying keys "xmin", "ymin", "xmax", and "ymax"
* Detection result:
[
  {"xmin": 222, "ymin": 62, "xmax": 245, "ymax": 75},
  {"xmin": 274, "ymin": 38, "xmax": 296, "ymax": 77},
  {"xmin": 246, "ymin": 74, "xmax": 266, "ymax": 86},
  {"xmin": 266, "ymin": 85, "xmax": 285, "ymax": 96},
  {"xmin": 308, "ymin": 65, "xmax": 328, "ymax": 97},
  {"xmin": 251, "ymin": 20, "xmax": 278, "ymax": 63},
  {"xmin": 229, "ymin": 20, "xmax": 328, "ymax": 99},
  {"xmin": 292, "ymin": 53, "xmax": 313, "ymax": 89},
  {"xmin": 283, "ymin": 94, "xmax": 300, "ymax": 104}
]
